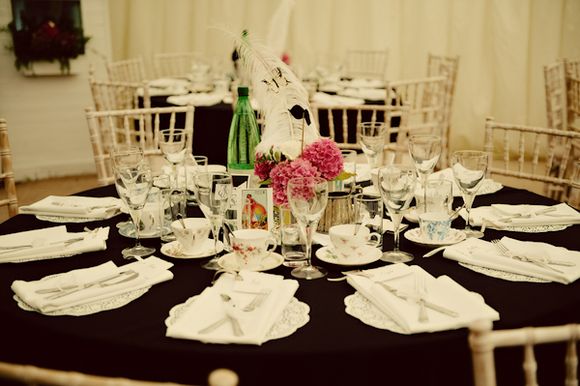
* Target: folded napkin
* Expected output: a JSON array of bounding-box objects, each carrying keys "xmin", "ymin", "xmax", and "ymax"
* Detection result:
[
  {"xmin": 149, "ymin": 78, "xmax": 190, "ymax": 89},
  {"xmin": 355, "ymin": 164, "xmax": 372, "ymax": 182},
  {"xmin": 464, "ymin": 203, "xmax": 580, "ymax": 229},
  {"xmin": 311, "ymin": 92, "xmax": 365, "ymax": 106},
  {"xmin": 12, "ymin": 256, "xmax": 173, "ymax": 313},
  {"xmin": 167, "ymin": 91, "xmax": 226, "ymax": 106},
  {"xmin": 443, "ymin": 236, "xmax": 580, "ymax": 284},
  {"xmin": 339, "ymin": 87, "xmax": 386, "ymax": 101},
  {"xmin": 0, "ymin": 226, "xmax": 109, "ymax": 263},
  {"xmin": 166, "ymin": 271, "xmax": 299, "ymax": 345},
  {"xmin": 19, "ymin": 195, "xmax": 122, "ymax": 219},
  {"xmin": 346, "ymin": 264, "xmax": 499, "ymax": 334}
]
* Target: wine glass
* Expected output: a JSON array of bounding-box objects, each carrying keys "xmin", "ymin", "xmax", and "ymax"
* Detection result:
[
  {"xmin": 286, "ymin": 176, "xmax": 329, "ymax": 280},
  {"xmin": 194, "ymin": 171, "xmax": 233, "ymax": 270},
  {"xmin": 159, "ymin": 128, "xmax": 188, "ymax": 189},
  {"xmin": 114, "ymin": 162, "xmax": 155, "ymax": 259},
  {"xmin": 377, "ymin": 164, "xmax": 417, "ymax": 263},
  {"xmin": 451, "ymin": 150, "xmax": 488, "ymax": 239},
  {"xmin": 111, "ymin": 145, "xmax": 145, "ymax": 232},
  {"xmin": 408, "ymin": 134, "xmax": 441, "ymax": 214},
  {"xmin": 359, "ymin": 122, "xmax": 387, "ymax": 170}
]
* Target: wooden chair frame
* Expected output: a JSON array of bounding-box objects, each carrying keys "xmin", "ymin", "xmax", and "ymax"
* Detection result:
[
  {"xmin": 484, "ymin": 117, "xmax": 580, "ymax": 201},
  {"xmin": 107, "ymin": 57, "xmax": 147, "ymax": 83},
  {"xmin": 469, "ymin": 319, "xmax": 580, "ymax": 386},
  {"xmin": 153, "ymin": 52, "xmax": 206, "ymax": 79},
  {"xmin": 85, "ymin": 106, "xmax": 195, "ymax": 186},
  {"xmin": 0, "ymin": 118, "xmax": 18, "ymax": 218},
  {"xmin": 544, "ymin": 61, "xmax": 568, "ymax": 132},
  {"xmin": 343, "ymin": 49, "xmax": 389, "ymax": 81}
]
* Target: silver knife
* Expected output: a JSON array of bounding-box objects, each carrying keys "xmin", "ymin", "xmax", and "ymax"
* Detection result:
[{"xmin": 377, "ymin": 281, "xmax": 459, "ymax": 318}]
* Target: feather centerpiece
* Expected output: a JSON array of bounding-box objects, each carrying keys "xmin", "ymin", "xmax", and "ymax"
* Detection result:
[{"xmin": 222, "ymin": 29, "xmax": 320, "ymax": 155}]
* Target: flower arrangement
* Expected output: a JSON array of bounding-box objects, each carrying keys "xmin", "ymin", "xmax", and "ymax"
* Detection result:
[
  {"xmin": 4, "ymin": 17, "xmax": 89, "ymax": 74},
  {"xmin": 255, "ymin": 138, "xmax": 352, "ymax": 206}
]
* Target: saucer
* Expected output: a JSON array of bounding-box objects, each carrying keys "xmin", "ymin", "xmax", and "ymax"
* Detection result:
[
  {"xmin": 217, "ymin": 252, "xmax": 284, "ymax": 272},
  {"xmin": 316, "ymin": 246, "xmax": 382, "ymax": 266},
  {"xmin": 403, "ymin": 228, "xmax": 466, "ymax": 247},
  {"xmin": 118, "ymin": 222, "xmax": 161, "ymax": 239},
  {"xmin": 161, "ymin": 239, "xmax": 224, "ymax": 259}
]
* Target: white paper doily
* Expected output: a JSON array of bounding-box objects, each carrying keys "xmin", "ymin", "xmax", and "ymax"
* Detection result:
[
  {"xmin": 165, "ymin": 295, "xmax": 310, "ymax": 342},
  {"xmin": 36, "ymin": 210, "xmax": 121, "ymax": 223},
  {"xmin": 458, "ymin": 262, "xmax": 549, "ymax": 283},
  {"xmin": 482, "ymin": 223, "xmax": 569, "ymax": 233},
  {"xmin": 344, "ymin": 292, "xmax": 407, "ymax": 334},
  {"xmin": 14, "ymin": 288, "xmax": 149, "ymax": 316}
]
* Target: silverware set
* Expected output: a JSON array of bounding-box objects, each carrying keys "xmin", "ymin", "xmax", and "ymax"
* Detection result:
[
  {"xmin": 0, "ymin": 237, "xmax": 85, "ymax": 255},
  {"xmin": 491, "ymin": 239, "xmax": 574, "ymax": 274},
  {"xmin": 36, "ymin": 270, "xmax": 139, "ymax": 300}
]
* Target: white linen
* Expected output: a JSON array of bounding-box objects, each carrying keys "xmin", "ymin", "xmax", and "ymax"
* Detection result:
[
  {"xmin": 464, "ymin": 203, "xmax": 580, "ymax": 228},
  {"xmin": 166, "ymin": 271, "xmax": 298, "ymax": 345},
  {"xmin": 0, "ymin": 226, "xmax": 109, "ymax": 263},
  {"xmin": 12, "ymin": 256, "xmax": 173, "ymax": 313},
  {"xmin": 167, "ymin": 91, "xmax": 225, "ymax": 106},
  {"xmin": 443, "ymin": 237, "xmax": 580, "ymax": 284},
  {"xmin": 346, "ymin": 264, "xmax": 499, "ymax": 334},
  {"xmin": 19, "ymin": 195, "xmax": 121, "ymax": 219},
  {"xmin": 338, "ymin": 87, "xmax": 386, "ymax": 101},
  {"xmin": 311, "ymin": 92, "xmax": 365, "ymax": 106}
]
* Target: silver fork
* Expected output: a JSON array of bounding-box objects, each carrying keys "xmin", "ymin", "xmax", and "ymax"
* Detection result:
[
  {"xmin": 491, "ymin": 240, "xmax": 564, "ymax": 274},
  {"xmin": 242, "ymin": 289, "xmax": 271, "ymax": 312}
]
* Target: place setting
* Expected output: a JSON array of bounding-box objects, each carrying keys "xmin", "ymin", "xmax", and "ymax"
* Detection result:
[
  {"xmin": 316, "ymin": 223, "xmax": 382, "ymax": 266},
  {"xmin": 11, "ymin": 255, "xmax": 174, "ymax": 316},
  {"xmin": 165, "ymin": 270, "xmax": 307, "ymax": 345},
  {"xmin": 161, "ymin": 217, "xmax": 225, "ymax": 260},
  {"xmin": 18, "ymin": 195, "xmax": 122, "ymax": 223}
]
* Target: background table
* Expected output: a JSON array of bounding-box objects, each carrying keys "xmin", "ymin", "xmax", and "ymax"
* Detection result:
[{"xmin": 0, "ymin": 186, "xmax": 578, "ymax": 386}]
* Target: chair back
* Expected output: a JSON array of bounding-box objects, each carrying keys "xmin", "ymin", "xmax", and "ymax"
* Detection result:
[
  {"xmin": 565, "ymin": 58, "xmax": 580, "ymax": 79},
  {"xmin": 544, "ymin": 61, "xmax": 568, "ymax": 132},
  {"xmin": 385, "ymin": 76, "xmax": 448, "ymax": 167},
  {"xmin": 89, "ymin": 75, "xmax": 151, "ymax": 112},
  {"xmin": 343, "ymin": 49, "xmax": 388, "ymax": 81},
  {"xmin": 0, "ymin": 118, "xmax": 18, "ymax": 219},
  {"xmin": 484, "ymin": 117, "xmax": 580, "ymax": 200},
  {"xmin": 153, "ymin": 52, "xmax": 206, "ymax": 78},
  {"xmin": 107, "ymin": 57, "xmax": 147, "ymax": 83},
  {"xmin": 568, "ymin": 76, "xmax": 580, "ymax": 131},
  {"xmin": 310, "ymin": 104, "xmax": 409, "ymax": 165},
  {"xmin": 0, "ymin": 360, "xmax": 238, "ymax": 386},
  {"xmin": 469, "ymin": 319, "xmax": 580, "ymax": 386},
  {"xmin": 85, "ymin": 106, "xmax": 195, "ymax": 186}
]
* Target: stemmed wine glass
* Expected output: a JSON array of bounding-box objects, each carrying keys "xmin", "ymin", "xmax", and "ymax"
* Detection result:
[
  {"xmin": 114, "ymin": 161, "xmax": 155, "ymax": 258},
  {"xmin": 359, "ymin": 122, "xmax": 387, "ymax": 170},
  {"xmin": 111, "ymin": 145, "xmax": 145, "ymax": 232},
  {"xmin": 286, "ymin": 176, "xmax": 329, "ymax": 280},
  {"xmin": 377, "ymin": 164, "xmax": 417, "ymax": 263},
  {"xmin": 451, "ymin": 150, "xmax": 488, "ymax": 239},
  {"xmin": 408, "ymin": 134, "xmax": 442, "ymax": 214},
  {"xmin": 194, "ymin": 171, "xmax": 233, "ymax": 270}
]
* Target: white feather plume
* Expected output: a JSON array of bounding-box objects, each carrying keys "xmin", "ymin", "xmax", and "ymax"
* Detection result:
[
  {"xmin": 266, "ymin": 0, "xmax": 295, "ymax": 57},
  {"xmin": 219, "ymin": 28, "xmax": 320, "ymax": 157}
]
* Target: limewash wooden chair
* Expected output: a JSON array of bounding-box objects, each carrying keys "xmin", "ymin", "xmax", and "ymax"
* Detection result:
[{"xmin": 0, "ymin": 118, "xmax": 18, "ymax": 218}]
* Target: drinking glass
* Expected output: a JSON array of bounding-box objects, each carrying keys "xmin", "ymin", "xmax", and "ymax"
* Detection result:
[
  {"xmin": 111, "ymin": 145, "xmax": 144, "ymax": 231},
  {"xmin": 451, "ymin": 150, "xmax": 488, "ymax": 238},
  {"xmin": 408, "ymin": 134, "xmax": 441, "ymax": 214},
  {"xmin": 286, "ymin": 176, "xmax": 329, "ymax": 280},
  {"xmin": 114, "ymin": 162, "xmax": 155, "ymax": 259},
  {"xmin": 359, "ymin": 122, "xmax": 387, "ymax": 170},
  {"xmin": 159, "ymin": 128, "xmax": 188, "ymax": 190},
  {"xmin": 377, "ymin": 164, "xmax": 417, "ymax": 263},
  {"xmin": 194, "ymin": 171, "xmax": 233, "ymax": 270},
  {"xmin": 354, "ymin": 194, "xmax": 384, "ymax": 248},
  {"xmin": 186, "ymin": 155, "xmax": 208, "ymax": 206}
]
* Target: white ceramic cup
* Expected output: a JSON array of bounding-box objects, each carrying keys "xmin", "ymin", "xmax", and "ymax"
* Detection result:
[
  {"xmin": 418, "ymin": 212, "xmax": 452, "ymax": 241},
  {"xmin": 230, "ymin": 229, "xmax": 277, "ymax": 269},
  {"xmin": 329, "ymin": 224, "xmax": 381, "ymax": 258},
  {"xmin": 171, "ymin": 217, "xmax": 211, "ymax": 254}
]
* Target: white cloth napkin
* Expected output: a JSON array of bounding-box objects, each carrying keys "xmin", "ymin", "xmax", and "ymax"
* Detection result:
[
  {"xmin": 166, "ymin": 271, "xmax": 299, "ymax": 345},
  {"xmin": 12, "ymin": 256, "xmax": 173, "ymax": 313},
  {"xmin": 346, "ymin": 264, "xmax": 499, "ymax": 334},
  {"xmin": 167, "ymin": 91, "xmax": 226, "ymax": 106},
  {"xmin": 311, "ymin": 92, "xmax": 365, "ymax": 106},
  {"xmin": 19, "ymin": 195, "xmax": 121, "ymax": 219},
  {"xmin": 355, "ymin": 163, "xmax": 372, "ymax": 182},
  {"xmin": 443, "ymin": 236, "xmax": 580, "ymax": 284},
  {"xmin": 464, "ymin": 203, "xmax": 580, "ymax": 229},
  {"xmin": 0, "ymin": 226, "xmax": 109, "ymax": 263}
]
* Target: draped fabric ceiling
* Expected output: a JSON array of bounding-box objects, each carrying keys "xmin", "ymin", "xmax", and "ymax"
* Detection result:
[{"xmin": 108, "ymin": 0, "xmax": 580, "ymax": 150}]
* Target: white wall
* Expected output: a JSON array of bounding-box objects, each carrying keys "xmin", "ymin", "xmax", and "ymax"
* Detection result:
[{"xmin": 0, "ymin": 0, "xmax": 112, "ymax": 181}]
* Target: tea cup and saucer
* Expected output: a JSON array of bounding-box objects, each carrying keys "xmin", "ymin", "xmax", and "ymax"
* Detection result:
[
  {"xmin": 161, "ymin": 218, "xmax": 223, "ymax": 259},
  {"xmin": 316, "ymin": 224, "xmax": 382, "ymax": 266}
]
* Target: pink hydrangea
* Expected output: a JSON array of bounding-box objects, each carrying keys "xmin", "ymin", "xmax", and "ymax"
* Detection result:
[
  {"xmin": 301, "ymin": 138, "xmax": 343, "ymax": 180},
  {"xmin": 270, "ymin": 158, "xmax": 320, "ymax": 205},
  {"xmin": 254, "ymin": 153, "xmax": 276, "ymax": 181}
]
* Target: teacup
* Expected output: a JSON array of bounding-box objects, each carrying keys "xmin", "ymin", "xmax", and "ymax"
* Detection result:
[
  {"xmin": 418, "ymin": 212, "xmax": 452, "ymax": 241},
  {"xmin": 171, "ymin": 217, "xmax": 211, "ymax": 254},
  {"xmin": 230, "ymin": 229, "xmax": 277, "ymax": 269},
  {"xmin": 329, "ymin": 224, "xmax": 381, "ymax": 258}
]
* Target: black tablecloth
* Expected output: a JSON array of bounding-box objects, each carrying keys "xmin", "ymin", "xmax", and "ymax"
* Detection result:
[{"xmin": 0, "ymin": 186, "xmax": 579, "ymax": 386}]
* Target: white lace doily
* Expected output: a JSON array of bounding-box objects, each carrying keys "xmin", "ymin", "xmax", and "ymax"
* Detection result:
[
  {"xmin": 458, "ymin": 262, "xmax": 549, "ymax": 283},
  {"xmin": 344, "ymin": 292, "xmax": 407, "ymax": 334},
  {"xmin": 483, "ymin": 223, "xmax": 569, "ymax": 233},
  {"xmin": 36, "ymin": 211, "xmax": 120, "ymax": 223},
  {"xmin": 165, "ymin": 295, "xmax": 310, "ymax": 342},
  {"xmin": 14, "ymin": 288, "xmax": 149, "ymax": 316}
]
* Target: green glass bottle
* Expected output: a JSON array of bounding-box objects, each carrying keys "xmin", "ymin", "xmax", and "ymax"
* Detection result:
[{"xmin": 227, "ymin": 86, "xmax": 261, "ymax": 171}]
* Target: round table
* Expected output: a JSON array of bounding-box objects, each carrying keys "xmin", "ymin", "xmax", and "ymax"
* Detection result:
[{"xmin": 0, "ymin": 184, "xmax": 578, "ymax": 386}]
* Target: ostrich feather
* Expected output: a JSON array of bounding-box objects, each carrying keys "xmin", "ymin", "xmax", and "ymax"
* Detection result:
[
  {"xmin": 266, "ymin": 0, "xmax": 295, "ymax": 57},
  {"xmin": 219, "ymin": 28, "xmax": 320, "ymax": 156}
]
